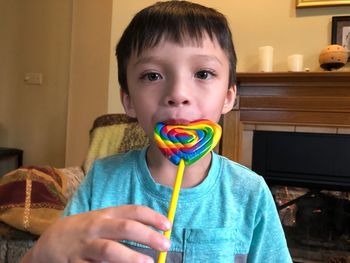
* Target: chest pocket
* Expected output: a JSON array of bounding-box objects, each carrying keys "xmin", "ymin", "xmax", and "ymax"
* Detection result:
[{"xmin": 183, "ymin": 227, "xmax": 248, "ymax": 263}]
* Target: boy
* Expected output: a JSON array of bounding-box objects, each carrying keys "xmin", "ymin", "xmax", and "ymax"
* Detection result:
[{"xmin": 22, "ymin": 1, "xmax": 292, "ymax": 262}]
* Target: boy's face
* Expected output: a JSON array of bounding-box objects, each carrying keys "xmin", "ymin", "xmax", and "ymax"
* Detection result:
[{"xmin": 121, "ymin": 35, "xmax": 236, "ymax": 141}]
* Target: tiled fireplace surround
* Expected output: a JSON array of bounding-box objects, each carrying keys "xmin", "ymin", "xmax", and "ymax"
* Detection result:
[{"xmin": 220, "ymin": 72, "xmax": 350, "ymax": 262}]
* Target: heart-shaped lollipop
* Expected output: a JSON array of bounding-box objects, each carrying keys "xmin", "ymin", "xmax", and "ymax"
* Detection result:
[
  {"xmin": 154, "ymin": 119, "xmax": 222, "ymax": 165},
  {"xmin": 154, "ymin": 119, "xmax": 222, "ymax": 263}
]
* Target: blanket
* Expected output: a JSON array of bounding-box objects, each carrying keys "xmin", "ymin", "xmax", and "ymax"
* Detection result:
[{"xmin": 83, "ymin": 114, "xmax": 149, "ymax": 173}]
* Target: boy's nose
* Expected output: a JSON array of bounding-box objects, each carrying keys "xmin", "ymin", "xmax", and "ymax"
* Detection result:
[
  {"xmin": 166, "ymin": 96, "xmax": 190, "ymax": 106},
  {"xmin": 164, "ymin": 82, "xmax": 190, "ymax": 107}
]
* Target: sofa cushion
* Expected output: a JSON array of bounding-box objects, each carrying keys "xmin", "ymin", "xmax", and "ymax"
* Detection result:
[{"xmin": 0, "ymin": 166, "xmax": 68, "ymax": 235}]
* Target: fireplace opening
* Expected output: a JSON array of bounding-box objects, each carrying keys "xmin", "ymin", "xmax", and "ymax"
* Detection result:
[
  {"xmin": 252, "ymin": 131, "xmax": 350, "ymax": 262},
  {"xmin": 252, "ymin": 131, "xmax": 350, "ymax": 190}
]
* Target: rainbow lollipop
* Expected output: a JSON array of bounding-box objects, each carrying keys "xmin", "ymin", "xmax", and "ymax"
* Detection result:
[{"xmin": 154, "ymin": 119, "xmax": 222, "ymax": 263}]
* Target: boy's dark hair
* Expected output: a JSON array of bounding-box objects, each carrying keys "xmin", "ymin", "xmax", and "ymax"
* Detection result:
[{"xmin": 116, "ymin": 0, "xmax": 237, "ymax": 93}]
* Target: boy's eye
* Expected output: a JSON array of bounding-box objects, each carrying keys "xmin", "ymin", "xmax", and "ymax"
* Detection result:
[
  {"xmin": 195, "ymin": 70, "xmax": 215, "ymax": 80},
  {"xmin": 141, "ymin": 72, "xmax": 162, "ymax": 81}
]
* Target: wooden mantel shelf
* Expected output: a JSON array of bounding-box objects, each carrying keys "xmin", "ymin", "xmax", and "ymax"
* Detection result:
[
  {"xmin": 221, "ymin": 72, "xmax": 350, "ymax": 161},
  {"xmin": 236, "ymin": 72, "xmax": 350, "ymax": 83}
]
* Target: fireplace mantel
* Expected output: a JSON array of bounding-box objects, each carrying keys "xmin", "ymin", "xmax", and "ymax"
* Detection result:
[{"xmin": 221, "ymin": 72, "xmax": 350, "ymax": 162}]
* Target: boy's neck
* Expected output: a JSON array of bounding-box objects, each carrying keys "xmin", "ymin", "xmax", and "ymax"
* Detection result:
[{"xmin": 146, "ymin": 145, "xmax": 212, "ymax": 188}]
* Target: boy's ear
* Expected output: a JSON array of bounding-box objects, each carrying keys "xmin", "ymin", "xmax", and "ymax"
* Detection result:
[
  {"xmin": 120, "ymin": 89, "xmax": 137, "ymax": 118},
  {"xmin": 221, "ymin": 85, "xmax": 237, "ymax": 114}
]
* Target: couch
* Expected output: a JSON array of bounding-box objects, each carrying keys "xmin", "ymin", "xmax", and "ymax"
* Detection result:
[{"xmin": 0, "ymin": 114, "xmax": 149, "ymax": 263}]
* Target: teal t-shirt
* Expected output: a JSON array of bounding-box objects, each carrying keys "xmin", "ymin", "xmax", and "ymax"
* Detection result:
[{"xmin": 64, "ymin": 148, "xmax": 292, "ymax": 262}]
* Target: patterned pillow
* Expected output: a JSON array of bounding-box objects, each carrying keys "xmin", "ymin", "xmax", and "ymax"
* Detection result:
[
  {"xmin": 0, "ymin": 166, "xmax": 68, "ymax": 235},
  {"xmin": 57, "ymin": 166, "xmax": 84, "ymax": 200}
]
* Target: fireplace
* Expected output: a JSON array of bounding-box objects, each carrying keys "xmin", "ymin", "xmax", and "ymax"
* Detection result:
[
  {"xmin": 252, "ymin": 131, "xmax": 350, "ymax": 190},
  {"xmin": 251, "ymin": 130, "xmax": 350, "ymax": 262},
  {"xmin": 220, "ymin": 72, "xmax": 350, "ymax": 262}
]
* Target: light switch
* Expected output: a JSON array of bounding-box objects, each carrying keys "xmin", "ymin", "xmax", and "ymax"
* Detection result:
[{"xmin": 24, "ymin": 73, "xmax": 43, "ymax": 85}]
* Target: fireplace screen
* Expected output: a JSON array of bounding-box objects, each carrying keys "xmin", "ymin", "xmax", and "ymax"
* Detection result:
[{"xmin": 252, "ymin": 131, "xmax": 350, "ymax": 262}]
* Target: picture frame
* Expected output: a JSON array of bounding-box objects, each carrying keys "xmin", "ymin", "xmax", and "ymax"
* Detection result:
[
  {"xmin": 331, "ymin": 16, "xmax": 350, "ymax": 62},
  {"xmin": 296, "ymin": 0, "xmax": 350, "ymax": 8}
]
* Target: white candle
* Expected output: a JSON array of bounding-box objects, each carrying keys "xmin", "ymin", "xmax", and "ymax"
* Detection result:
[
  {"xmin": 258, "ymin": 46, "xmax": 273, "ymax": 72},
  {"xmin": 287, "ymin": 54, "xmax": 303, "ymax": 72}
]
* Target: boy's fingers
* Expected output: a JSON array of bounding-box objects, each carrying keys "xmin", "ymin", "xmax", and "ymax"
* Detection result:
[
  {"xmin": 102, "ymin": 205, "xmax": 171, "ymax": 231},
  {"xmin": 96, "ymin": 218, "xmax": 171, "ymax": 252},
  {"xmin": 82, "ymin": 239, "xmax": 154, "ymax": 263}
]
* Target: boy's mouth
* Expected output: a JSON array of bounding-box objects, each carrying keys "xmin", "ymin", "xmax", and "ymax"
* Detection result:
[{"xmin": 163, "ymin": 119, "xmax": 191, "ymax": 125}]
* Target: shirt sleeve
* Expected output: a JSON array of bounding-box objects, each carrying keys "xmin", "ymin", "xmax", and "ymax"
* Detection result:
[
  {"xmin": 63, "ymin": 163, "xmax": 96, "ymax": 217},
  {"xmin": 248, "ymin": 178, "xmax": 293, "ymax": 263}
]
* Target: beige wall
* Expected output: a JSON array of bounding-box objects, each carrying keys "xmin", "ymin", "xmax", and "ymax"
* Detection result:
[
  {"xmin": 65, "ymin": 0, "xmax": 113, "ymax": 167},
  {"xmin": 1, "ymin": 1, "xmax": 349, "ymax": 168},
  {"xmin": 109, "ymin": 0, "xmax": 350, "ymax": 112},
  {"xmin": 0, "ymin": 0, "xmax": 71, "ymax": 167}
]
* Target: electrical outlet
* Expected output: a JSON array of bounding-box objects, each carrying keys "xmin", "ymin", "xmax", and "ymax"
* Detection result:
[{"xmin": 24, "ymin": 73, "xmax": 43, "ymax": 85}]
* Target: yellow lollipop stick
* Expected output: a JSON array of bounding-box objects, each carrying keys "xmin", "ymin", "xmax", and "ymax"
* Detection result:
[{"xmin": 157, "ymin": 158, "xmax": 185, "ymax": 263}]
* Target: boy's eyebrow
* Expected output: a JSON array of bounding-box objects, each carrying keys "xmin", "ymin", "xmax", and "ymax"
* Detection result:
[
  {"xmin": 133, "ymin": 54, "xmax": 224, "ymax": 66},
  {"xmin": 133, "ymin": 56, "xmax": 161, "ymax": 67},
  {"xmin": 192, "ymin": 54, "xmax": 224, "ymax": 66}
]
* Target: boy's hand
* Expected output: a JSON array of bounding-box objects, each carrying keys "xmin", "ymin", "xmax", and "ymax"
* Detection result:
[{"xmin": 21, "ymin": 205, "xmax": 171, "ymax": 263}]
